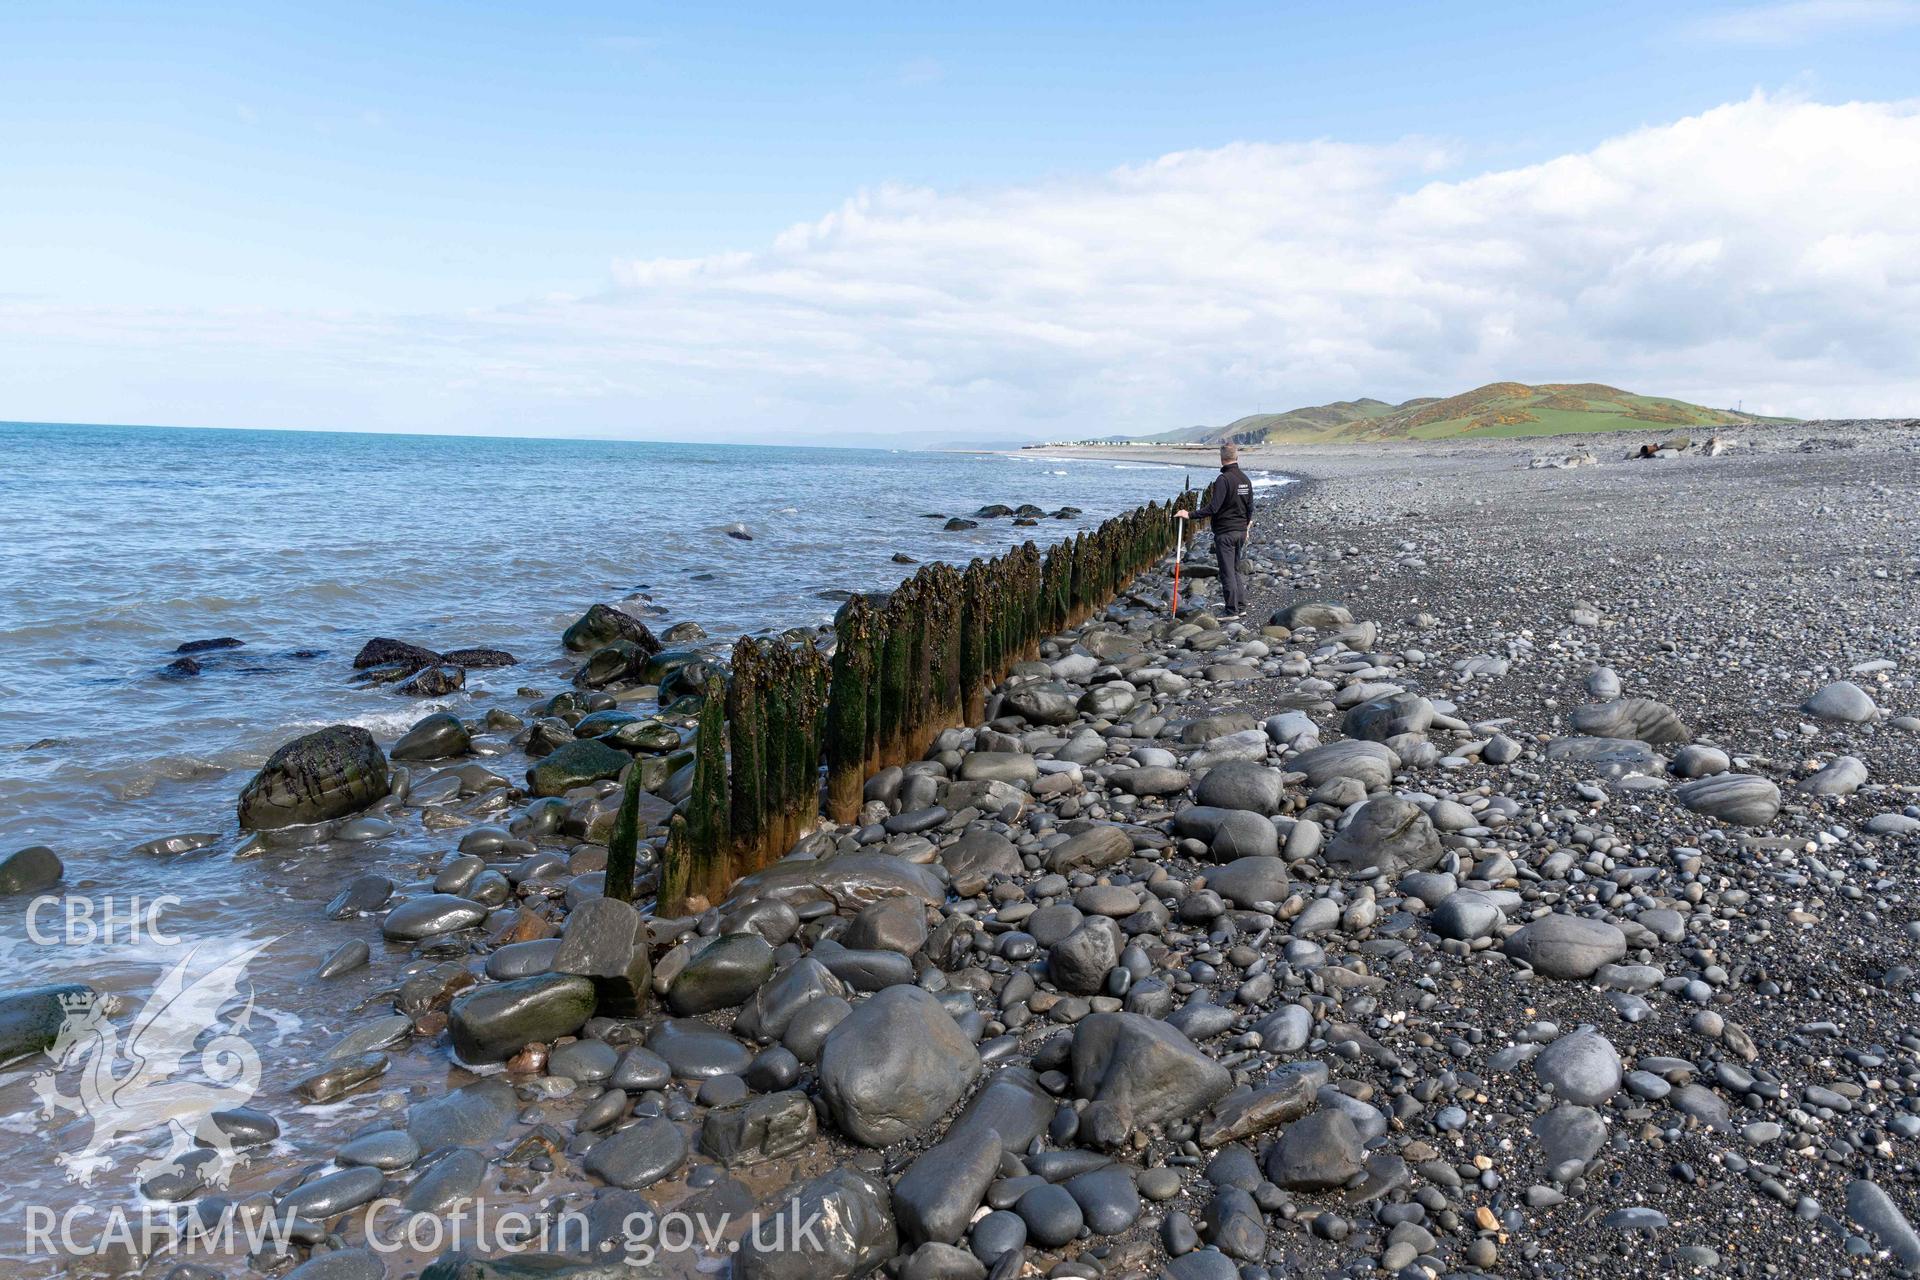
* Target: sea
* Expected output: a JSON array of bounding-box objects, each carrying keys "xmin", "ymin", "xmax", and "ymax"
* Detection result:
[{"xmin": 0, "ymin": 421, "xmax": 1284, "ymax": 1249}]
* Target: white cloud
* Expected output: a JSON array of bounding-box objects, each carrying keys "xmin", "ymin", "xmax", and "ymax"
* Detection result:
[
  {"xmin": 3, "ymin": 93, "xmax": 1918, "ymax": 437},
  {"xmin": 1685, "ymin": 0, "xmax": 1920, "ymax": 45}
]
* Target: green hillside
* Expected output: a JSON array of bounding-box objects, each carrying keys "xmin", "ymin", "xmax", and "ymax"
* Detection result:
[{"xmin": 1161, "ymin": 382, "xmax": 1794, "ymax": 445}]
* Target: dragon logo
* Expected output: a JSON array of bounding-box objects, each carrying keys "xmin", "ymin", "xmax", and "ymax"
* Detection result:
[{"xmin": 32, "ymin": 938, "xmax": 273, "ymax": 1188}]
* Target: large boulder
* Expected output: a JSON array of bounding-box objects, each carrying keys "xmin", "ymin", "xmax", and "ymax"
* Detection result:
[
  {"xmin": 1321, "ymin": 794, "xmax": 1443, "ymax": 877},
  {"xmin": 238, "ymin": 726, "xmax": 390, "ymax": 831},
  {"xmin": 816, "ymin": 986, "xmax": 982, "ymax": 1146},
  {"xmin": 1069, "ymin": 1012, "xmax": 1231, "ymax": 1129}
]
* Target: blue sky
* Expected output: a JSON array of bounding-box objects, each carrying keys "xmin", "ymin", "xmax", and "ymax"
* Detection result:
[{"xmin": 3, "ymin": 1, "xmax": 1918, "ymax": 440}]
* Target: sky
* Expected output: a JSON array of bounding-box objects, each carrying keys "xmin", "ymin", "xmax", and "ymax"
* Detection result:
[{"xmin": 1, "ymin": 1, "xmax": 1917, "ymax": 443}]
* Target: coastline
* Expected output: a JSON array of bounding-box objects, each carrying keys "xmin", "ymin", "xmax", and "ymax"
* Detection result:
[{"xmin": 3, "ymin": 417, "xmax": 1918, "ymax": 1276}]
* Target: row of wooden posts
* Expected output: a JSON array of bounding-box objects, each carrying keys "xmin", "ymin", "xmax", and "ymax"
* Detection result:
[{"xmin": 606, "ymin": 490, "xmax": 1201, "ymax": 914}]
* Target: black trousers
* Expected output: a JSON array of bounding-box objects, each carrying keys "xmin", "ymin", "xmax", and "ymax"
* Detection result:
[{"xmin": 1215, "ymin": 531, "xmax": 1246, "ymax": 614}]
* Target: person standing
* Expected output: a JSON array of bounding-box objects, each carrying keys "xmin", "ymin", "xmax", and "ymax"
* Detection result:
[{"xmin": 1177, "ymin": 442, "xmax": 1256, "ymax": 617}]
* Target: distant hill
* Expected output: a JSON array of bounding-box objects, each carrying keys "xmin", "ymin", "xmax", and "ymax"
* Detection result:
[{"xmin": 1156, "ymin": 382, "xmax": 1795, "ymax": 445}]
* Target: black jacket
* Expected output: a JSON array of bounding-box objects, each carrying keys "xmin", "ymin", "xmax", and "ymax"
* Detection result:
[{"xmin": 1193, "ymin": 464, "xmax": 1254, "ymax": 536}]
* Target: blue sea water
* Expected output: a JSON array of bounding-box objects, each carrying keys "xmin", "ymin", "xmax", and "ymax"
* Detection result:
[{"xmin": 0, "ymin": 422, "xmax": 1246, "ymax": 862}]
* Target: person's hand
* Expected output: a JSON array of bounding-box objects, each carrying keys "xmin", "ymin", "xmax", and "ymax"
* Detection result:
[{"xmin": 1175, "ymin": 509, "xmax": 1189, "ymax": 519}]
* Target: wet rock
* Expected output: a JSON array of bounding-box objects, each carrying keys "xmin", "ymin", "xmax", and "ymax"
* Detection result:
[
  {"xmin": 817, "ymin": 985, "xmax": 982, "ymax": 1146},
  {"xmin": 733, "ymin": 1167, "xmax": 897, "ymax": 1280},
  {"xmin": 448, "ymin": 973, "xmax": 596, "ymax": 1064},
  {"xmin": 439, "ymin": 646, "xmax": 517, "ymax": 669},
  {"xmin": 403, "ymin": 1148, "xmax": 488, "ymax": 1215},
  {"xmin": 393, "ymin": 713, "xmax": 471, "ymax": 762},
  {"xmin": 563, "ymin": 603, "xmax": 662, "ymax": 656},
  {"xmin": 0, "ymin": 983, "xmax": 94, "ymax": 1062},
  {"xmin": 727, "ymin": 853, "xmax": 944, "ymax": 914},
  {"xmin": 647, "ymin": 1019, "xmax": 755, "ymax": 1078},
  {"xmin": 584, "ymin": 1116, "xmax": 687, "ymax": 1190},
  {"xmin": 526, "ymin": 739, "xmax": 631, "ymax": 798},
  {"xmin": 407, "ymin": 1079, "xmax": 518, "ymax": 1150},
  {"xmin": 353, "ymin": 637, "xmax": 441, "ymax": 671},
  {"xmin": 735, "ymin": 957, "xmax": 849, "ymax": 1042},
  {"xmin": 669, "ymin": 933, "xmax": 775, "ymax": 1015},
  {"xmin": 285, "ymin": 1248, "xmax": 386, "ymax": 1280},
  {"xmin": 552, "ymin": 897, "xmax": 654, "ymax": 1017},
  {"xmin": 293, "ymin": 1052, "xmax": 389, "ymax": 1102},
  {"xmin": 381, "ymin": 893, "xmax": 487, "ymax": 941},
  {"xmin": 1321, "ymin": 794, "xmax": 1442, "ymax": 877},
  {"xmin": 278, "ymin": 1165, "xmax": 386, "ymax": 1222},
  {"xmin": 1503, "ymin": 914, "xmax": 1627, "ymax": 979},
  {"xmin": 177, "ymin": 636, "xmax": 244, "ymax": 654},
  {"xmin": 327, "ymin": 873, "xmax": 393, "ymax": 918},
  {"xmin": 701, "ymin": 1091, "xmax": 817, "ymax": 1167},
  {"xmin": 399, "ymin": 664, "xmax": 465, "ymax": 697},
  {"xmin": 238, "ymin": 726, "xmax": 390, "ymax": 830},
  {"xmin": 0, "ymin": 845, "xmax": 63, "ymax": 894}
]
